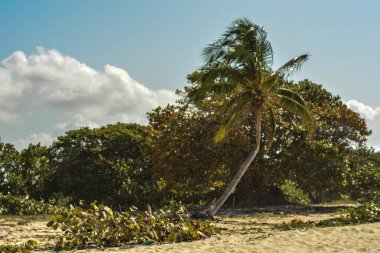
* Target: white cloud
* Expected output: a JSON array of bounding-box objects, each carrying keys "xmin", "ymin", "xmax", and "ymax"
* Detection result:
[
  {"xmin": 346, "ymin": 100, "xmax": 380, "ymax": 121},
  {"xmin": 0, "ymin": 47, "xmax": 177, "ymax": 125},
  {"xmin": 0, "ymin": 47, "xmax": 177, "ymax": 149},
  {"xmin": 14, "ymin": 133, "xmax": 55, "ymax": 150},
  {"xmin": 346, "ymin": 100, "xmax": 380, "ymax": 151},
  {"xmin": 55, "ymin": 114, "xmax": 99, "ymax": 131},
  {"xmin": 373, "ymin": 144, "xmax": 380, "ymax": 151}
]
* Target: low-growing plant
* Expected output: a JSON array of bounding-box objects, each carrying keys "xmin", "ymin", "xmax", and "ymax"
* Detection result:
[
  {"xmin": 0, "ymin": 193, "xmax": 61, "ymax": 215},
  {"xmin": 47, "ymin": 202, "xmax": 218, "ymax": 250},
  {"xmin": 275, "ymin": 218, "xmax": 314, "ymax": 230},
  {"xmin": 340, "ymin": 202, "xmax": 380, "ymax": 223},
  {"xmin": 280, "ymin": 180, "xmax": 311, "ymax": 205},
  {"xmin": 0, "ymin": 240, "xmax": 37, "ymax": 253},
  {"xmin": 275, "ymin": 202, "xmax": 380, "ymax": 231},
  {"xmin": 275, "ymin": 217, "xmax": 344, "ymax": 231}
]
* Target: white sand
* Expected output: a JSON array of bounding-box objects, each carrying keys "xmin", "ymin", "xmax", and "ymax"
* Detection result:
[{"xmin": 1, "ymin": 213, "xmax": 380, "ymax": 252}]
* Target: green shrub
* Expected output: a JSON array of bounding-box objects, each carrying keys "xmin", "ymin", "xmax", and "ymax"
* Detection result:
[
  {"xmin": 0, "ymin": 240, "xmax": 37, "ymax": 253},
  {"xmin": 48, "ymin": 202, "xmax": 218, "ymax": 250},
  {"xmin": 275, "ymin": 202, "xmax": 380, "ymax": 231},
  {"xmin": 46, "ymin": 123, "xmax": 157, "ymax": 209},
  {"xmin": 341, "ymin": 202, "xmax": 380, "ymax": 223},
  {"xmin": 275, "ymin": 218, "xmax": 343, "ymax": 231},
  {"xmin": 280, "ymin": 180, "xmax": 311, "ymax": 205},
  {"xmin": 0, "ymin": 194, "xmax": 60, "ymax": 215}
]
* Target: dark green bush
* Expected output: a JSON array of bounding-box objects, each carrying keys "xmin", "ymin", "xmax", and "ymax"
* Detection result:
[
  {"xmin": 0, "ymin": 240, "xmax": 37, "ymax": 253},
  {"xmin": 341, "ymin": 202, "xmax": 380, "ymax": 223},
  {"xmin": 0, "ymin": 194, "xmax": 59, "ymax": 215},
  {"xmin": 276, "ymin": 202, "xmax": 380, "ymax": 231},
  {"xmin": 46, "ymin": 123, "xmax": 158, "ymax": 208},
  {"xmin": 280, "ymin": 180, "xmax": 311, "ymax": 204},
  {"xmin": 275, "ymin": 218, "xmax": 343, "ymax": 231},
  {"xmin": 48, "ymin": 202, "xmax": 218, "ymax": 250}
]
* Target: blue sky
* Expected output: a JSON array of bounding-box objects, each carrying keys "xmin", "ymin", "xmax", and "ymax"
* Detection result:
[{"xmin": 0, "ymin": 0, "xmax": 379, "ymax": 149}]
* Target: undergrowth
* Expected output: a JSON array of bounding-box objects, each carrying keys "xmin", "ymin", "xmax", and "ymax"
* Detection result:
[
  {"xmin": 0, "ymin": 194, "xmax": 61, "ymax": 215},
  {"xmin": 275, "ymin": 202, "xmax": 380, "ymax": 231},
  {"xmin": 47, "ymin": 202, "xmax": 219, "ymax": 250},
  {"xmin": 0, "ymin": 240, "xmax": 37, "ymax": 253}
]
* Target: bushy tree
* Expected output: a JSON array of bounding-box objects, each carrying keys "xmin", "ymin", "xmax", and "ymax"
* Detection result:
[
  {"xmin": 147, "ymin": 102, "xmax": 245, "ymax": 203},
  {"xmin": 0, "ymin": 140, "xmax": 22, "ymax": 195},
  {"xmin": 148, "ymin": 80, "xmax": 372, "ymax": 206},
  {"xmin": 19, "ymin": 144, "xmax": 51, "ymax": 199},
  {"xmin": 343, "ymin": 147, "xmax": 380, "ymax": 202},
  {"xmin": 46, "ymin": 123, "xmax": 155, "ymax": 208},
  {"xmin": 265, "ymin": 80, "xmax": 371, "ymax": 202}
]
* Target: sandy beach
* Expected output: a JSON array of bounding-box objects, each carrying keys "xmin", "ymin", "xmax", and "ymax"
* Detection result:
[
  {"xmin": 1, "ymin": 208, "xmax": 380, "ymax": 253},
  {"xmin": 113, "ymin": 223, "xmax": 380, "ymax": 253}
]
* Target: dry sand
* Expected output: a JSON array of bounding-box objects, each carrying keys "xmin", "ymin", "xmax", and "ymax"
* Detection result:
[{"xmin": 1, "ymin": 210, "xmax": 380, "ymax": 253}]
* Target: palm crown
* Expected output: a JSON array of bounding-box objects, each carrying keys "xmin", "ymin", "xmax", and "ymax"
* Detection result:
[{"xmin": 188, "ymin": 18, "xmax": 314, "ymax": 146}]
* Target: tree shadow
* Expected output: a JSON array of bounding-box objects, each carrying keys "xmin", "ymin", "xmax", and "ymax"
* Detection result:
[{"xmin": 218, "ymin": 204, "xmax": 352, "ymax": 216}]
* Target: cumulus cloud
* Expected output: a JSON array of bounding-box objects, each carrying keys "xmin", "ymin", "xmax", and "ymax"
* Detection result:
[
  {"xmin": 55, "ymin": 114, "xmax": 99, "ymax": 132},
  {"xmin": 0, "ymin": 47, "xmax": 177, "ymax": 149},
  {"xmin": 0, "ymin": 47, "xmax": 177, "ymax": 124},
  {"xmin": 14, "ymin": 133, "xmax": 55, "ymax": 150},
  {"xmin": 346, "ymin": 100, "xmax": 380, "ymax": 121},
  {"xmin": 346, "ymin": 100, "xmax": 380, "ymax": 151}
]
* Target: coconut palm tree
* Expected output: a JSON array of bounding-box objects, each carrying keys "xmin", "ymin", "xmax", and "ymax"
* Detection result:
[{"xmin": 188, "ymin": 18, "xmax": 315, "ymax": 217}]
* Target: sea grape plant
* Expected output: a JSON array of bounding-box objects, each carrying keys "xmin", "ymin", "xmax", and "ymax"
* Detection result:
[
  {"xmin": 0, "ymin": 193, "xmax": 60, "ymax": 215},
  {"xmin": 47, "ymin": 202, "xmax": 218, "ymax": 250},
  {"xmin": 0, "ymin": 240, "xmax": 37, "ymax": 253}
]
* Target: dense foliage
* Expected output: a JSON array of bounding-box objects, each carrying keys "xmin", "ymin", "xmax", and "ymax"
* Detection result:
[
  {"xmin": 148, "ymin": 80, "xmax": 377, "ymax": 204},
  {"xmin": 0, "ymin": 79, "xmax": 378, "ymax": 209},
  {"xmin": 48, "ymin": 202, "xmax": 218, "ymax": 250},
  {"xmin": 0, "ymin": 17, "xmax": 379, "ymax": 251},
  {"xmin": 0, "ymin": 193, "xmax": 59, "ymax": 215},
  {"xmin": 342, "ymin": 148, "xmax": 380, "ymax": 202},
  {"xmin": 45, "ymin": 123, "xmax": 156, "ymax": 208},
  {"xmin": 147, "ymin": 103, "xmax": 233, "ymax": 202},
  {"xmin": 0, "ymin": 123, "xmax": 158, "ymax": 210},
  {"xmin": 279, "ymin": 180, "xmax": 311, "ymax": 205},
  {"xmin": 0, "ymin": 141, "xmax": 22, "ymax": 195},
  {"xmin": 265, "ymin": 80, "xmax": 371, "ymax": 202},
  {"xmin": 341, "ymin": 202, "xmax": 380, "ymax": 223},
  {"xmin": 275, "ymin": 202, "xmax": 380, "ymax": 231},
  {"xmin": 0, "ymin": 240, "xmax": 37, "ymax": 253},
  {"xmin": 19, "ymin": 144, "xmax": 51, "ymax": 199}
]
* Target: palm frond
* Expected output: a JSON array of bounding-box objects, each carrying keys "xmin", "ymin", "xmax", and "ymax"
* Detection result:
[
  {"xmin": 261, "ymin": 71, "xmax": 282, "ymax": 92},
  {"xmin": 216, "ymin": 90, "xmax": 254, "ymax": 115},
  {"xmin": 202, "ymin": 39, "xmax": 233, "ymax": 63},
  {"xmin": 276, "ymin": 54, "xmax": 310, "ymax": 76},
  {"xmin": 223, "ymin": 18, "xmax": 258, "ymax": 40},
  {"xmin": 251, "ymin": 26, "xmax": 273, "ymax": 67},
  {"xmin": 214, "ymin": 102, "xmax": 249, "ymax": 143},
  {"xmin": 276, "ymin": 94, "xmax": 315, "ymax": 137},
  {"xmin": 224, "ymin": 46, "xmax": 257, "ymax": 67},
  {"xmin": 199, "ymin": 64, "xmax": 246, "ymax": 85},
  {"xmin": 187, "ymin": 64, "xmax": 247, "ymax": 104},
  {"xmin": 278, "ymin": 88, "xmax": 308, "ymax": 107},
  {"xmin": 261, "ymin": 54, "xmax": 308, "ymax": 91},
  {"xmin": 187, "ymin": 82, "xmax": 238, "ymax": 104},
  {"xmin": 258, "ymin": 39, "xmax": 273, "ymax": 67},
  {"xmin": 203, "ymin": 18, "xmax": 274, "ymax": 69}
]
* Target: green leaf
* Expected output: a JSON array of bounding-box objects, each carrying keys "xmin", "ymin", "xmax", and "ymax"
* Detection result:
[
  {"xmin": 47, "ymin": 220, "xmax": 55, "ymax": 227},
  {"xmin": 167, "ymin": 232, "xmax": 177, "ymax": 243}
]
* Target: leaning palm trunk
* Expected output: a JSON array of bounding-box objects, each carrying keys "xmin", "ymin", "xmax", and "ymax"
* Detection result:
[
  {"xmin": 190, "ymin": 19, "xmax": 314, "ymax": 218},
  {"xmin": 206, "ymin": 106, "xmax": 262, "ymax": 217}
]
